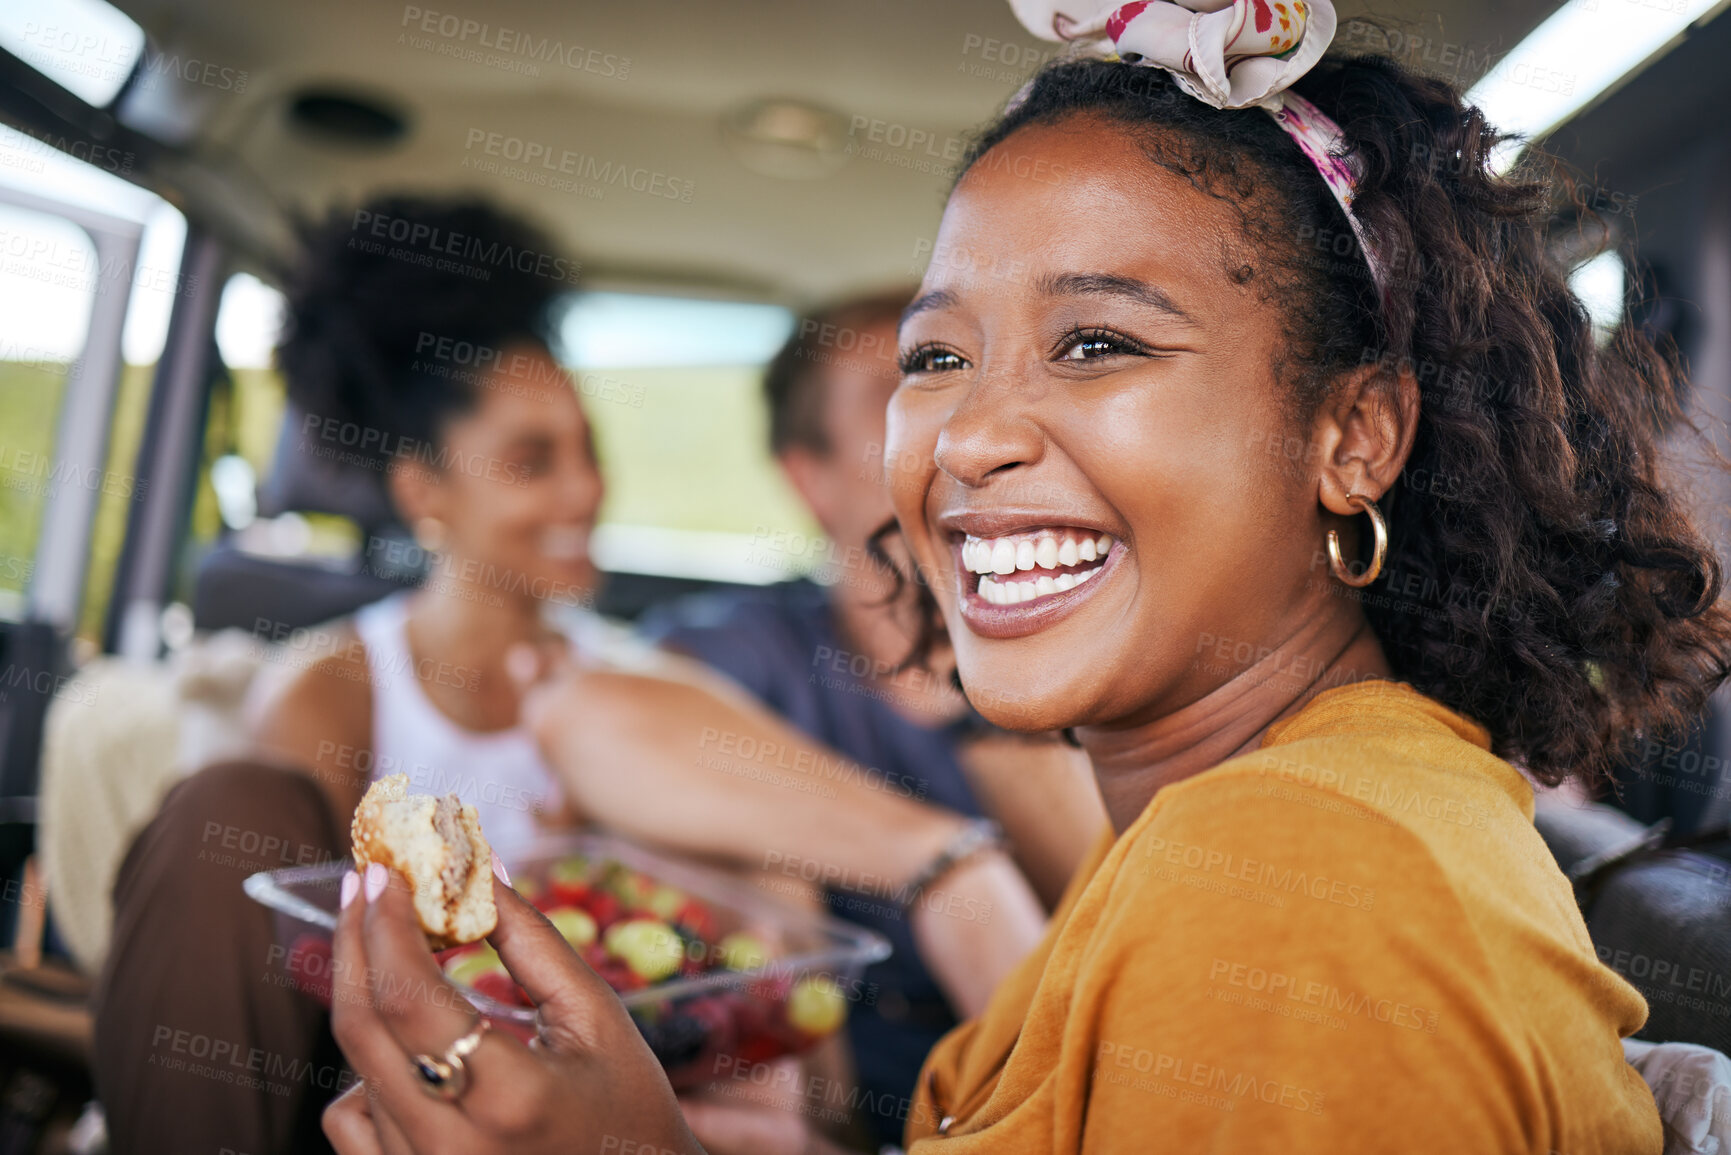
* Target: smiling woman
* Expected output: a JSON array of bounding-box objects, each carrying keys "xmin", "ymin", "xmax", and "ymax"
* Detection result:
[
  {"xmin": 309, "ymin": 13, "xmax": 1731, "ymax": 1155},
  {"xmin": 253, "ymin": 194, "xmax": 622, "ymax": 851},
  {"xmin": 871, "ymin": 49, "xmax": 1731, "ymax": 1155},
  {"xmin": 888, "ymin": 56, "xmax": 1730, "ymax": 792}
]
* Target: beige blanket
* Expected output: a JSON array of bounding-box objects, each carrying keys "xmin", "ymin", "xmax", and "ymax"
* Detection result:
[{"xmin": 38, "ymin": 630, "xmax": 275, "ymax": 974}]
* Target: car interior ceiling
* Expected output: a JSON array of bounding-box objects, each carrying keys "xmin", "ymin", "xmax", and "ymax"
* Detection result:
[
  {"xmin": 110, "ymin": 0, "xmax": 1649, "ymax": 636},
  {"xmin": 106, "ymin": 0, "xmax": 1564, "ymax": 296}
]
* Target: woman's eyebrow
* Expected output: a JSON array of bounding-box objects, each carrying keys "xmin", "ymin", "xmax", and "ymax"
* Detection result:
[
  {"xmin": 901, "ymin": 289, "xmax": 958, "ymax": 327},
  {"xmin": 1036, "ymin": 271, "xmax": 1195, "ymax": 324}
]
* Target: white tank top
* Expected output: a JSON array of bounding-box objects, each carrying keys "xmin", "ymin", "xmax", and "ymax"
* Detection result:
[{"xmin": 351, "ymin": 593, "xmax": 661, "ymax": 862}]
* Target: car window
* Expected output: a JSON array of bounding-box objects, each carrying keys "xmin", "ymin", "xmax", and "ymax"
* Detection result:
[
  {"xmin": 0, "ymin": 118, "xmax": 186, "ymax": 643},
  {"xmin": 0, "ymin": 203, "xmax": 97, "ymax": 620},
  {"xmin": 209, "ymin": 286, "xmax": 824, "ymax": 589},
  {"xmin": 561, "ymin": 292, "xmax": 819, "ymax": 585}
]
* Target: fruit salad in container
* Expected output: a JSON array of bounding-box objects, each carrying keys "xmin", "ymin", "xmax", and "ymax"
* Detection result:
[{"xmin": 246, "ymin": 832, "xmax": 890, "ymax": 1088}]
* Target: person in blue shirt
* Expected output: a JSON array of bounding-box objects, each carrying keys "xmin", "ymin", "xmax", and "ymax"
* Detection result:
[{"xmin": 638, "ymin": 290, "xmax": 1103, "ymax": 1148}]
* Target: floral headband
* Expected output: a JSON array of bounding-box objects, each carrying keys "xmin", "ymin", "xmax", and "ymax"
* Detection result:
[{"xmin": 1007, "ymin": 0, "xmax": 1387, "ymax": 296}]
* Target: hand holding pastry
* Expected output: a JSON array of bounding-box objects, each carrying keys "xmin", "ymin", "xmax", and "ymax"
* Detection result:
[
  {"xmin": 325, "ymin": 856, "xmax": 701, "ymax": 1155},
  {"xmin": 350, "ymin": 774, "xmax": 496, "ymax": 950}
]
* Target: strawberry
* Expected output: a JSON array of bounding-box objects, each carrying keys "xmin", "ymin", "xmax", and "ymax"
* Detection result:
[
  {"xmin": 722, "ymin": 989, "xmax": 785, "ymax": 1064},
  {"xmin": 580, "ymin": 889, "xmax": 622, "ymax": 929},
  {"xmin": 733, "ymin": 1027, "xmax": 786, "ymax": 1066},
  {"xmin": 285, "ymin": 934, "xmax": 333, "ymax": 1005},
  {"xmin": 547, "ymin": 880, "xmax": 592, "ymax": 906},
  {"xmin": 580, "ymin": 943, "xmax": 647, "ymax": 992},
  {"xmin": 671, "ymin": 898, "xmax": 717, "ymax": 942},
  {"xmin": 471, "ymin": 971, "xmax": 529, "ymax": 1008}
]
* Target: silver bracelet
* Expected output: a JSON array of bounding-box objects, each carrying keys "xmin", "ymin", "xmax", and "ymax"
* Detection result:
[{"xmin": 899, "ymin": 817, "xmax": 1005, "ymax": 913}]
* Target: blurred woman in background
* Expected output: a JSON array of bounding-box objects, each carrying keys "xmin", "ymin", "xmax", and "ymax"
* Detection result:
[
  {"xmin": 254, "ymin": 195, "xmax": 617, "ymax": 859},
  {"xmin": 91, "ymin": 194, "xmax": 624, "ymax": 1155}
]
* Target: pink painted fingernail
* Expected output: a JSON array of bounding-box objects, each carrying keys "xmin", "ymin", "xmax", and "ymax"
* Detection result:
[
  {"xmin": 364, "ymin": 861, "xmax": 388, "ymax": 903},
  {"xmin": 340, "ymin": 871, "xmax": 360, "ymax": 910},
  {"xmin": 491, "ymin": 850, "xmax": 510, "ymax": 887}
]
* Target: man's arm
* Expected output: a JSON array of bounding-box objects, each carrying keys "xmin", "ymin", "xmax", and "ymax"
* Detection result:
[
  {"xmin": 521, "ymin": 662, "xmax": 1047, "ymax": 1015},
  {"xmin": 956, "ymin": 733, "xmax": 1107, "ymax": 910}
]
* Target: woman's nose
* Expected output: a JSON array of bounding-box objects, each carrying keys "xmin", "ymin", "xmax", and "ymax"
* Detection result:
[
  {"xmin": 559, "ymin": 458, "xmax": 605, "ymax": 515},
  {"xmin": 934, "ymin": 377, "xmax": 1045, "ymax": 488}
]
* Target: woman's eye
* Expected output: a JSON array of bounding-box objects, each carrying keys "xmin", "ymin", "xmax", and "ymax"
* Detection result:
[
  {"xmin": 899, "ymin": 344, "xmax": 969, "ymax": 374},
  {"xmin": 1056, "ymin": 329, "xmax": 1144, "ymax": 361}
]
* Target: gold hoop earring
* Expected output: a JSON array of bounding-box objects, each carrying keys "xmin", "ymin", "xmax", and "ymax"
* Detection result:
[
  {"xmin": 413, "ymin": 517, "xmax": 447, "ymax": 553},
  {"xmin": 1326, "ymin": 493, "xmax": 1387, "ymax": 589}
]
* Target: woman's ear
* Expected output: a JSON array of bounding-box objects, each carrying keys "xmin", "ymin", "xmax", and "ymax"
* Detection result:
[
  {"xmin": 776, "ymin": 446, "xmax": 827, "ymax": 517},
  {"xmin": 386, "ymin": 457, "xmax": 444, "ymax": 528},
  {"xmin": 777, "ymin": 445, "xmax": 848, "ymax": 540},
  {"xmin": 1310, "ymin": 361, "xmax": 1420, "ymax": 515}
]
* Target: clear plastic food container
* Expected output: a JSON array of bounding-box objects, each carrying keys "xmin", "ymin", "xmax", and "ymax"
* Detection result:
[{"xmin": 245, "ymin": 831, "xmax": 891, "ymax": 1088}]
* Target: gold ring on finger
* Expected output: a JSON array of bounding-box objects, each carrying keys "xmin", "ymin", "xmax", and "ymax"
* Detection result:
[{"xmin": 409, "ymin": 1017, "xmax": 490, "ymax": 1102}]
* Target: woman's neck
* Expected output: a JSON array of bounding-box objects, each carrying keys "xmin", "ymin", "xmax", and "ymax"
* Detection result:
[
  {"xmin": 1078, "ymin": 607, "xmax": 1392, "ymax": 835},
  {"xmin": 404, "ymin": 576, "xmax": 547, "ymax": 669}
]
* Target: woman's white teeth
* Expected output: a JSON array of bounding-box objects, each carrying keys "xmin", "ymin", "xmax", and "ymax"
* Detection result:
[
  {"xmin": 978, "ymin": 565, "xmax": 1101, "ymax": 605},
  {"xmin": 963, "ymin": 528, "xmax": 1116, "ymax": 606},
  {"xmin": 963, "ymin": 529, "xmax": 1115, "ymax": 576}
]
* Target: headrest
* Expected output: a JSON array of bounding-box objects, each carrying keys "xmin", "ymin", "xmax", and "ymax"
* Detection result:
[{"xmin": 255, "ymin": 402, "xmax": 399, "ymax": 532}]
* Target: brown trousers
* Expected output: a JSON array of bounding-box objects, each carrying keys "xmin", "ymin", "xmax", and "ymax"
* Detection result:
[{"xmin": 92, "ymin": 762, "xmax": 348, "ymax": 1155}]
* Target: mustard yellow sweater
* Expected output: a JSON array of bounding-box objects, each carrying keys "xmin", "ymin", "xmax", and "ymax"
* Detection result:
[{"xmin": 906, "ymin": 680, "xmax": 1659, "ymax": 1153}]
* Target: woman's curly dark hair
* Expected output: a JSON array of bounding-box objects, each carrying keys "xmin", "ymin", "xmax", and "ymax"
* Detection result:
[
  {"xmin": 276, "ymin": 194, "xmax": 574, "ymax": 472},
  {"xmin": 873, "ymin": 54, "xmax": 1731, "ymax": 790}
]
